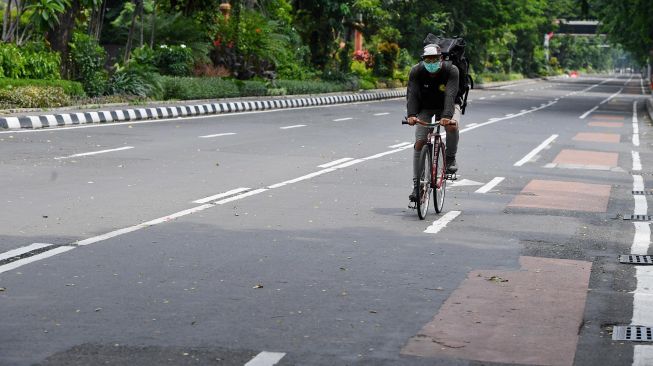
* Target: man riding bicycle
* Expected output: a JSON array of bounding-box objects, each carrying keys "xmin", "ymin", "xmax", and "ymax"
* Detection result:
[{"xmin": 406, "ymin": 43, "xmax": 460, "ymax": 202}]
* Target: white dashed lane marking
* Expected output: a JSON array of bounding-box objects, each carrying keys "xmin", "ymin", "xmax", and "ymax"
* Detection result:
[
  {"xmin": 318, "ymin": 158, "xmax": 354, "ymax": 168},
  {"xmin": 280, "ymin": 125, "xmax": 306, "ymax": 129},
  {"xmin": 54, "ymin": 146, "xmax": 134, "ymax": 160},
  {"xmin": 199, "ymin": 132, "xmax": 237, "ymax": 138}
]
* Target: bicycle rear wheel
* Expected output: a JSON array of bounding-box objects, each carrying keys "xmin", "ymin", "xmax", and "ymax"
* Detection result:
[
  {"xmin": 416, "ymin": 146, "xmax": 432, "ymax": 220},
  {"xmin": 433, "ymin": 140, "xmax": 446, "ymax": 213}
]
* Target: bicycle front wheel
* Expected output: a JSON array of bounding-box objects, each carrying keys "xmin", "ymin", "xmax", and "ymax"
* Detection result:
[
  {"xmin": 416, "ymin": 146, "xmax": 432, "ymax": 220},
  {"xmin": 433, "ymin": 140, "xmax": 446, "ymax": 213}
]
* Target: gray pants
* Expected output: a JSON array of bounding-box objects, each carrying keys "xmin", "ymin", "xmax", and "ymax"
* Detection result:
[{"xmin": 413, "ymin": 105, "xmax": 461, "ymax": 181}]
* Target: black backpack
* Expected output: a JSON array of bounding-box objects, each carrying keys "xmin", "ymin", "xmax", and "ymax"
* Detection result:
[{"xmin": 423, "ymin": 33, "xmax": 474, "ymax": 114}]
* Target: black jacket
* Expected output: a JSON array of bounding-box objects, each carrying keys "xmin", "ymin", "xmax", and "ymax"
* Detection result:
[{"xmin": 406, "ymin": 61, "xmax": 459, "ymax": 119}]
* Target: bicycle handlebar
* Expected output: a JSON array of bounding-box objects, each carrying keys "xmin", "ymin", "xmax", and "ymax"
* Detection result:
[{"xmin": 401, "ymin": 118, "xmax": 440, "ymax": 128}]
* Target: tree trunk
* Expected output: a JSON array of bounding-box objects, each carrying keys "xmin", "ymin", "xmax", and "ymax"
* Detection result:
[
  {"xmin": 2, "ymin": 0, "xmax": 11, "ymax": 42},
  {"xmin": 124, "ymin": 0, "xmax": 142, "ymax": 62},
  {"xmin": 46, "ymin": 0, "xmax": 81, "ymax": 79},
  {"xmin": 149, "ymin": 3, "xmax": 156, "ymax": 48}
]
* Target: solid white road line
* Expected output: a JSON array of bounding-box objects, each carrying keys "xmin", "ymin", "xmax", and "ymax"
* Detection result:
[
  {"xmin": 475, "ymin": 177, "xmax": 505, "ymax": 194},
  {"xmin": 634, "ymin": 346, "xmax": 653, "ymax": 366},
  {"xmin": 513, "ymin": 135, "xmax": 558, "ymax": 166},
  {"xmin": 600, "ymin": 88, "xmax": 622, "ymax": 104},
  {"xmin": 633, "ymin": 101, "xmax": 640, "ymax": 147},
  {"xmin": 633, "ymin": 151, "xmax": 642, "ymax": 171},
  {"xmin": 632, "ymin": 266, "xmax": 653, "ymax": 325},
  {"xmin": 373, "ymin": 112, "xmax": 390, "ymax": 116},
  {"xmin": 318, "ymin": 158, "xmax": 354, "ymax": 168},
  {"xmin": 199, "ymin": 132, "xmax": 237, "ymax": 138},
  {"xmin": 0, "ymin": 243, "xmax": 52, "ymax": 261},
  {"xmin": 579, "ymin": 106, "xmax": 599, "ymax": 119},
  {"xmin": 424, "ymin": 211, "xmax": 461, "ymax": 234},
  {"xmin": 641, "ymin": 77, "xmax": 646, "ymax": 95},
  {"xmin": 634, "ymin": 175, "xmax": 648, "ymax": 215},
  {"xmin": 280, "ymin": 124, "xmax": 306, "ymax": 129},
  {"xmin": 0, "ymin": 246, "xmax": 75, "ymax": 274},
  {"xmin": 465, "ymin": 123, "xmax": 478, "ymax": 128},
  {"xmin": 333, "ymin": 117, "xmax": 353, "ymax": 121},
  {"xmin": 215, "ymin": 188, "xmax": 268, "ymax": 205},
  {"xmin": 389, "ymin": 142, "xmax": 412, "ymax": 148},
  {"xmin": 632, "ymin": 222, "xmax": 651, "ymax": 255},
  {"xmin": 193, "ymin": 187, "xmax": 251, "ymax": 204},
  {"xmin": 331, "ymin": 158, "xmax": 365, "ymax": 168},
  {"xmin": 244, "ymin": 351, "xmax": 286, "ymax": 366},
  {"xmin": 54, "ymin": 146, "xmax": 134, "ymax": 160},
  {"xmin": 267, "ymin": 169, "xmax": 334, "ymax": 189}
]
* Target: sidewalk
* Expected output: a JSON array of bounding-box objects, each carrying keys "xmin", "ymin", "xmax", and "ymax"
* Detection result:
[{"xmin": 0, "ymin": 77, "xmax": 546, "ymax": 130}]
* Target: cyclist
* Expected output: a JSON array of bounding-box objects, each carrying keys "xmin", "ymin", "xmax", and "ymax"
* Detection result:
[{"xmin": 406, "ymin": 43, "xmax": 460, "ymax": 202}]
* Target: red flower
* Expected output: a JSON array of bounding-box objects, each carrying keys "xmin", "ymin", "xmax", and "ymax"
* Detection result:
[{"xmin": 255, "ymin": 28, "xmax": 261, "ymax": 33}]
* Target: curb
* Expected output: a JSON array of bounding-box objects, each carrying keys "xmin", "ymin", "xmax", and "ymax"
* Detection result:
[
  {"xmin": 0, "ymin": 90, "xmax": 406, "ymax": 130},
  {"xmin": 647, "ymin": 96, "xmax": 653, "ymax": 122}
]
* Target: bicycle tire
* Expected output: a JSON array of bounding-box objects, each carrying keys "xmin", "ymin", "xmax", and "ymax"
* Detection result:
[
  {"xmin": 433, "ymin": 140, "xmax": 446, "ymax": 213},
  {"xmin": 416, "ymin": 146, "xmax": 432, "ymax": 220}
]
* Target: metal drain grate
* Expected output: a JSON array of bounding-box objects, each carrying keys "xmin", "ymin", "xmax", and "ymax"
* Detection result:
[
  {"xmin": 623, "ymin": 214, "xmax": 653, "ymax": 221},
  {"xmin": 613, "ymin": 326, "xmax": 653, "ymax": 342},
  {"xmin": 633, "ymin": 191, "xmax": 653, "ymax": 195},
  {"xmin": 619, "ymin": 255, "xmax": 653, "ymax": 264}
]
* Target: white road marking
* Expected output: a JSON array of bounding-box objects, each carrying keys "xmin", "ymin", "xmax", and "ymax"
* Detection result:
[
  {"xmin": 267, "ymin": 169, "xmax": 335, "ymax": 189},
  {"xmin": 475, "ymin": 177, "xmax": 505, "ymax": 194},
  {"xmin": 513, "ymin": 134, "xmax": 558, "ymax": 166},
  {"xmin": 0, "ymin": 243, "xmax": 52, "ymax": 261},
  {"xmin": 634, "ymin": 346, "xmax": 653, "ymax": 366},
  {"xmin": 479, "ymin": 97, "xmax": 486, "ymax": 100},
  {"xmin": 424, "ymin": 211, "xmax": 461, "ymax": 234},
  {"xmin": 193, "ymin": 187, "xmax": 251, "ymax": 204},
  {"xmin": 363, "ymin": 147, "xmax": 410, "ymax": 161},
  {"xmin": 280, "ymin": 124, "xmax": 306, "ymax": 129},
  {"xmin": 374, "ymin": 112, "xmax": 390, "ymax": 116},
  {"xmin": 0, "ymin": 246, "xmax": 75, "ymax": 274},
  {"xmin": 244, "ymin": 351, "xmax": 286, "ymax": 366},
  {"xmin": 632, "ymin": 222, "xmax": 651, "ymax": 255},
  {"xmin": 460, "ymin": 100, "xmax": 558, "ymax": 134},
  {"xmin": 199, "ymin": 132, "xmax": 237, "ymax": 138},
  {"xmin": 450, "ymin": 179, "xmax": 483, "ymax": 187},
  {"xmin": 331, "ymin": 158, "xmax": 365, "ymax": 168},
  {"xmin": 465, "ymin": 123, "xmax": 478, "ymax": 128},
  {"xmin": 215, "ymin": 188, "xmax": 268, "ymax": 204},
  {"xmin": 333, "ymin": 117, "xmax": 353, "ymax": 121},
  {"xmin": 54, "ymin": 146, "xmax": 134, "ymax": 160},
  {"xmin": 579, "ymin": 106, "xmax": 598, "ymax": 119},
  {"xmin": 633, "ymin": 101, "xmax": 640, "ymax": 146},
  {"xmin": 389, "ymin": 142, "xmax": 412, "ymax": 148},
  {"xmin": 633, "ymin": 151, "xmax": 642, "ymax": 171},
  {"xmin": 640, "ymin": 77, "xmax": 646, "ymax": 95},
  {"xmin": 600, "ymin": 88, "xmax": 623, "ymax": 104},
  {"xmin": 318, "ymin": 158, "xmax": 354, "ymax": 168}
]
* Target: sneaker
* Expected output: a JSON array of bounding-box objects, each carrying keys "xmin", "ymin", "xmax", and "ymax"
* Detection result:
[
  {"xmin": 409, "ymin": 185, "xmax": 419, "ymax": 202},
  {"xmin": 446, "ymin": 157, "xmax": 458, "ymax": 173}
]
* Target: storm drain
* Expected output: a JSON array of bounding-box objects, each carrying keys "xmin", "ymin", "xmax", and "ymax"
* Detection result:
[
  {"xmin": 619, "ymin": 255, "xmax": 653, "ymax": 264},
  {"xmin": 633, "ymin": 191, "xmax": 653, "ymax": 195},
  {"xmin": 622, "ymin": 214, "xmax": 653, "ymax": 221},
  {"xmin": 612, "ymin": 326, "xmax": 653, "ymax": 342}
]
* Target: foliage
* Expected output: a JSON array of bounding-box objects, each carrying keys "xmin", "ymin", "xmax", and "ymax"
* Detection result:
[
  {"xmin": 0, "ymin": 85, "xmax": 70, "ymax": 108},
  {"xmin": 160, "ymin": 76, "xmax": 240, "ymax": 100},
  {"xmin": 237, "ymin": 80, "xmax": 268, "ymax": 96},
  {"xmin": 594, "ymin": 0, "xmax": 653, "ymax": 65},
  {"xmin": 154, "ymin": 44, "xmax": 194, "ymax": 76},
  {"xmin": 0, "ymin": 78, "xmax": 85, "ymax": 97},
  {"xmin": 0, "ymin": 42, "xmax": 61, "ymax": 80},
  {"xmin": 274, "ymin": 79, "xmax": 358, "ymax": 94},
  {"xmin": 70, "ymin": 32, "xmax": 108, "ymax": 97},
  {"xmin": 25, "ymin": 0, "xmax": 70, "ymax": 32}
]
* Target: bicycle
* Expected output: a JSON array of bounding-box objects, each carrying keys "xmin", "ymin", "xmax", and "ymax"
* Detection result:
[{"xmin": 402, "ymin": 117, "xmax": 456, "ymax": 219}]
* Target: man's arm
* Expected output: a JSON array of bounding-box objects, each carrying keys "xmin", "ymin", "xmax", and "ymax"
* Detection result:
[
  {"xmin": 406, "ymin": 65, "xmax": 421, "ymax": 118},
  {"xmin": 441, "ymin": 63, "xmax": 459, "ymax": 120}
]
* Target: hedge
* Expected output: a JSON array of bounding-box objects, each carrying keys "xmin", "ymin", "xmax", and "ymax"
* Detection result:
[
  {"xmin": 0, "ymin": 78, "xmax": 85, "ymax": 98},
  {"xmin": 161, "ymin": 76, "xmax": 241, "ymax": 100},
  {"xmin": 0, "ymin": 86, "xmax": 71, "ymax": 109}
]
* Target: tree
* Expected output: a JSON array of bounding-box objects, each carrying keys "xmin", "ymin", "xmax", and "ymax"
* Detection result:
[{"xmin": 594, "ymin": 0, "xmax": 653, "ymax": 66}]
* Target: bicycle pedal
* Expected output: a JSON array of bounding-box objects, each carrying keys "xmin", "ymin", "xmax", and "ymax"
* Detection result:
[
  {"xmin": 446, "ymin": 173, "xmax": 458, "ymax": 181},
  {"xmin": 408, "ymin": 202, "xmax": 416, "ymax": 209}
]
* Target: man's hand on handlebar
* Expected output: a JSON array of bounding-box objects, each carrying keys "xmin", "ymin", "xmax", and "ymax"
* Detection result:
[
  {"xmin": 439, "ymin": 118, "xmax": 458, "ymax": 127},
  {"xmin": 407, "ymin": 116, "xmax": 419, "ymax": 126}
]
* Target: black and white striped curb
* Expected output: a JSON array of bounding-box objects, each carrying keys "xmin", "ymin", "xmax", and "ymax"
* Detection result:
[{"xmin": 0, "ymin": 90, "xmax": 405, "ymax": 130}]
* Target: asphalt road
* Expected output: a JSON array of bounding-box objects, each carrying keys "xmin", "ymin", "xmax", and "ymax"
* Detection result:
[{"xmin": 1, "ymin": 74, "xmax": 651, "ymax": 366}]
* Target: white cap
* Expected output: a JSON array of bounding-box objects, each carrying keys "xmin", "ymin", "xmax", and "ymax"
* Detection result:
[{"xmin": 422, "ymin": 44, "xmax": 441, "ymax": 57}]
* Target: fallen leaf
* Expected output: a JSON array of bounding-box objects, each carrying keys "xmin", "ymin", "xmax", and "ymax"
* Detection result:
[
  {"xmin": 253, "ymin": 284, "xmax": 263, "ymax": 289},
  {"xmin": 487, "ymin": 276, "xmax": 508, "ymax": 283},
  {"xmin": 0, "ymin": 287, "xmax": 6, "ymax": 292},
  {"xmin": 94, "ymin": 308, "xmax": 102, "ymax": 312}
]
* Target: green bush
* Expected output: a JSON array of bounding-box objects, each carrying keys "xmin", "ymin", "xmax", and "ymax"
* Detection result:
[
  {"xmin": 0, "ymin": 86, "xmax": 70, "ymax": 109},
  {"xmin": 0, "ymin": 43, "xmax": 26, "ymax": 79},
  {"xmin": 161, "ymin": 76, "xmax": 240, "ymax": 100},
  {"xmin": 0, "ymin": 78, "xmax": 85, "ymax": 98},
  {"xmin": 70, "ymin": 32, "xmax": 108, "ymax": 97},
  {"xmin": 275, "ymin": 79, "xmax": 360, "ymax": 95},
  {"xmin": 154, "ymin": 45, "xmax": 194, "ymax": 76},
  {"xmin": 238, "ymin": 80, "xmax": 267, "ymax": 96}
]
